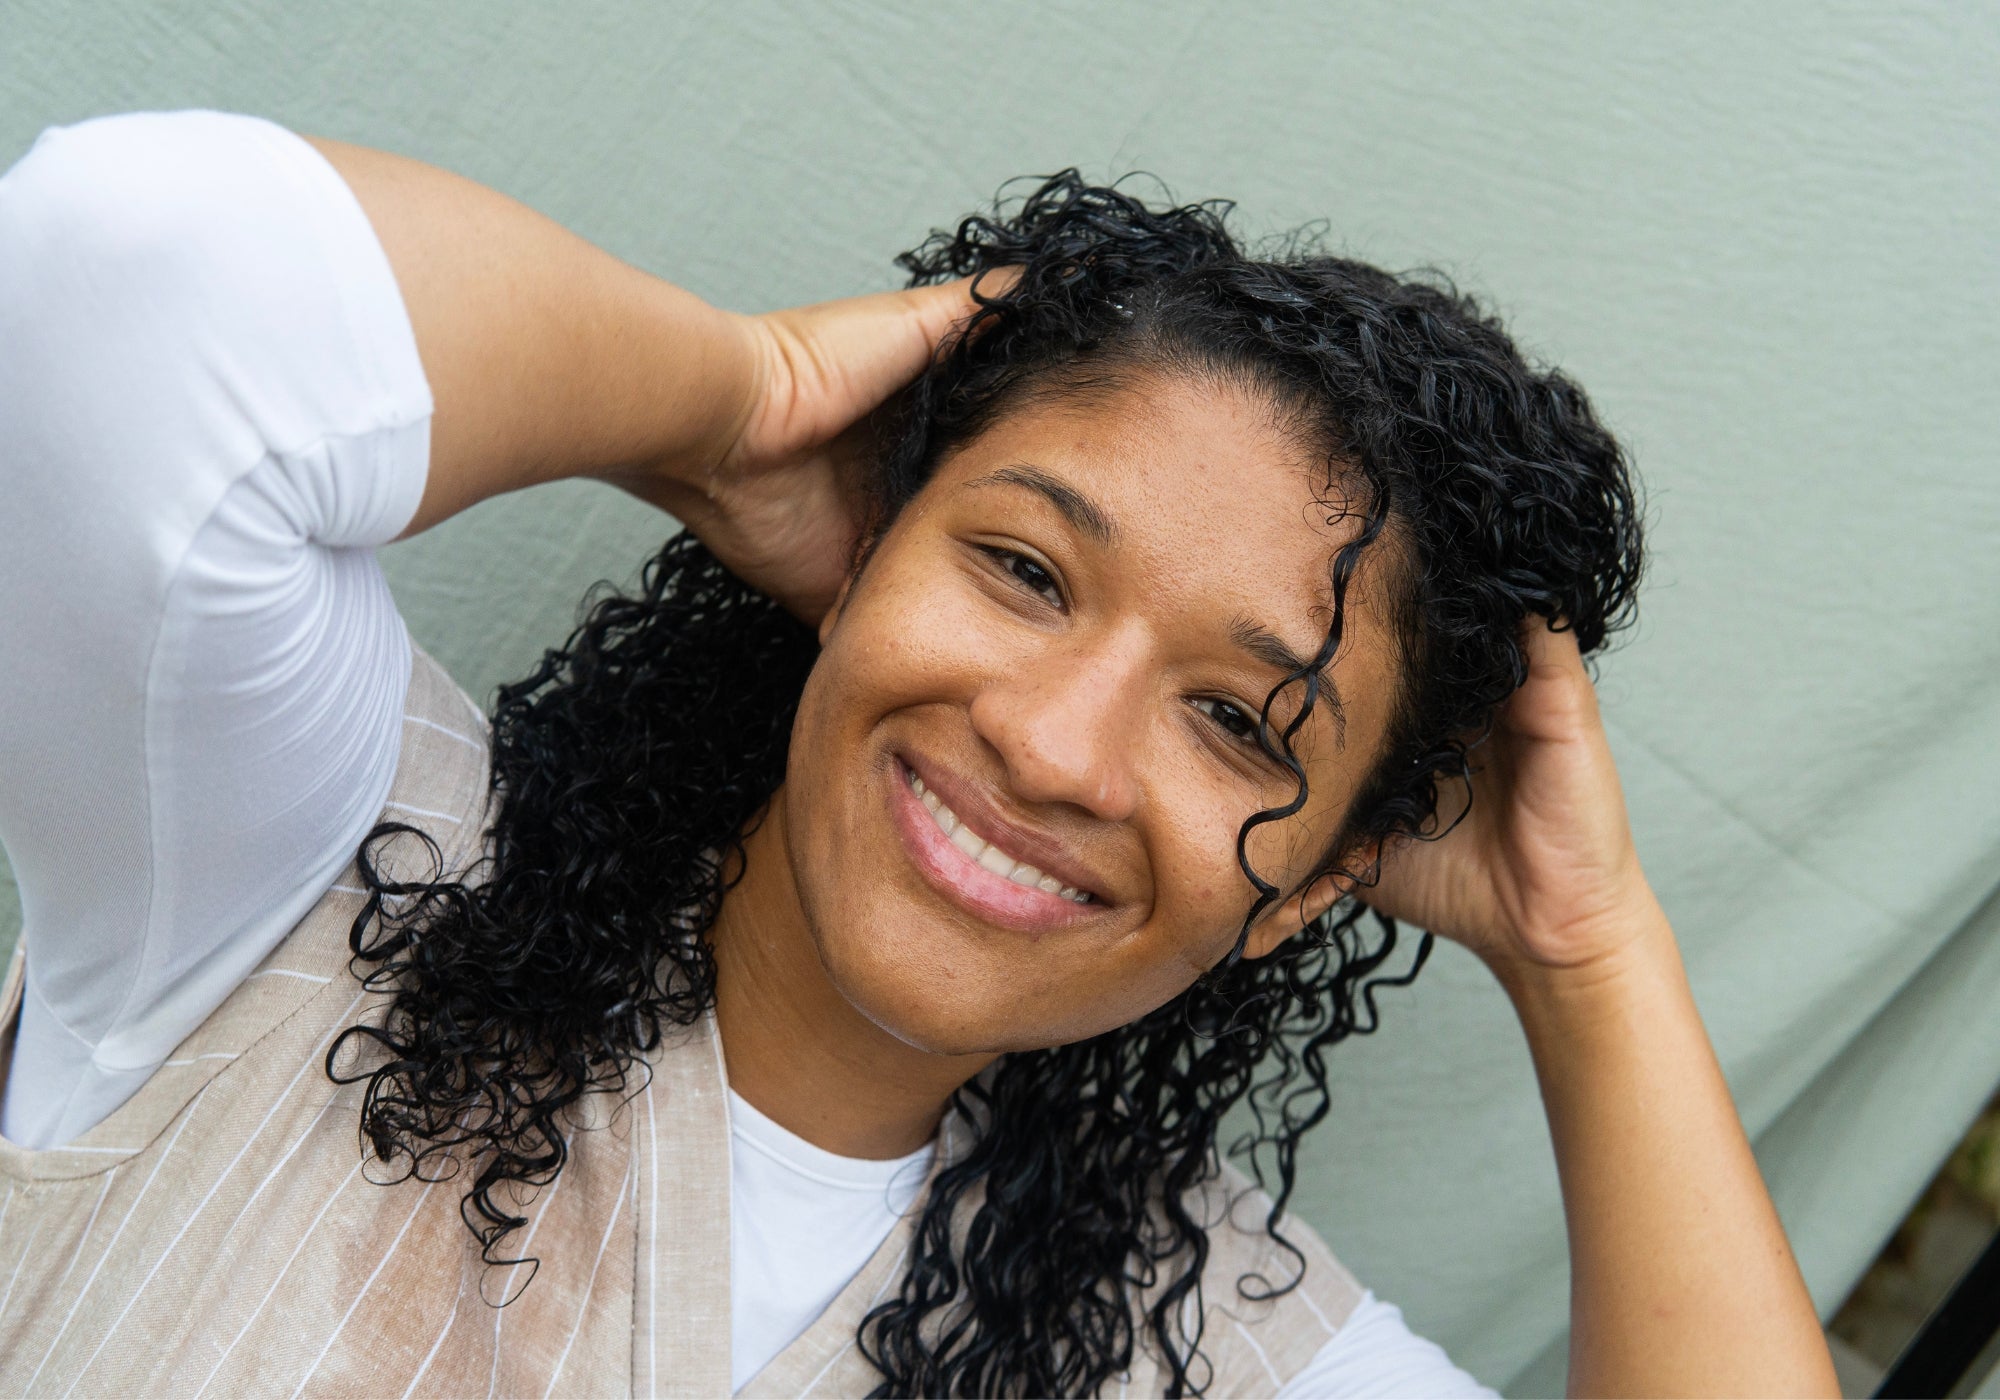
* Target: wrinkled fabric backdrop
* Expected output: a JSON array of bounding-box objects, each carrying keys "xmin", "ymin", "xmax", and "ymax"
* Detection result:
[{"xmin": 3, "ymin": 3, "xmax": 1995, "ymax": 1391}]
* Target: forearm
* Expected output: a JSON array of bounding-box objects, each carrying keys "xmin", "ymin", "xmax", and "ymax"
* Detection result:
[
  {"xmin": 1496, "ymin": 900, "xmax": 1837, "ymax": 1397},
  {"xmin": 307, "ymin": 136, "xmax": 753, "ymax": 536}
]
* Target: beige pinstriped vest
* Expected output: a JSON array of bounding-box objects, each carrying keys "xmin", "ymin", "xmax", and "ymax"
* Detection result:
[{"xmin": 0, "ymin": 647, "xmax": 1362, "ymax": 1398}]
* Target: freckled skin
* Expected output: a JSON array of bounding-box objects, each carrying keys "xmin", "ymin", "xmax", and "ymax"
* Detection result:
[{"xmin": 761, "ymin": 374, "xmax": 1403, "ymax": 1059}]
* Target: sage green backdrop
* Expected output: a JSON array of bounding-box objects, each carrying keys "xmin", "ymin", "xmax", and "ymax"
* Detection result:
[{"xmin": 4, "ymin": 3, "xmax": 1996, "ymax": 1392}]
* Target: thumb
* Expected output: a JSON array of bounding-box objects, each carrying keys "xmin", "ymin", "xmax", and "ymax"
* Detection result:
[
  {"xmin": 884, "ymin": 266, "xmax": 1021, "ymax": 354},
  {"xmin": 777, "ymin": 269, "xmax": 1018, "ymax": 415},
  {"xmin": 1501, "ymin": 618, "xmax": 1599, "ymax": 745}
]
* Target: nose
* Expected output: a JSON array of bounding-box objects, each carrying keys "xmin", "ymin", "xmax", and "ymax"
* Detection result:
[{"xmin": 966, "ymin": 624, "xmax": 1147, "ymax": 823}]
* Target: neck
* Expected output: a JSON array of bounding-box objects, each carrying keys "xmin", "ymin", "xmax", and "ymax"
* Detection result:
[{"xmin": 711, "ymin": 783, "xmax": 994, "ymax": 1159}]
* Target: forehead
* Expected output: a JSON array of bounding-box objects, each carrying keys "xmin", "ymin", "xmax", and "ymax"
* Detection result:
[{"xmin": 929, "ymin": 372, "xmax": 1358, "ymax": 610}]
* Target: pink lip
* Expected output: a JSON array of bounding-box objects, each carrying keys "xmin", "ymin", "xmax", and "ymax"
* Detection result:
[{"xmin": 887, "ymin": 759, "xmax": 1103, "ymax": 936}]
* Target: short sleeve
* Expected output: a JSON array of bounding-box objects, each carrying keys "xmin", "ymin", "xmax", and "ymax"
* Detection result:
[
  {"xmin": 0, "ymin": 110, "xmax": 435, "ymax": 1146},
  {"xmin": 1276, "ymin": 1292, "xmax": 1495, "ymax": 1399}
]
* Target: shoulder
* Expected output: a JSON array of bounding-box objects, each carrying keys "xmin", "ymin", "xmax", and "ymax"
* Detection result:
[
  {"xmin": 3, "ymin": 110, "xmax": 335, "ymax": 330},
  {"xmin": 2, "ymin": 109, "xmax": 430, "ymax": 459}
]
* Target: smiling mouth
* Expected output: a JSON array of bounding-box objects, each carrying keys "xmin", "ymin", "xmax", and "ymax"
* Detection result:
[{"xmin": 904, "ymin": 765, "xmax": 1093, "ymax": 904}]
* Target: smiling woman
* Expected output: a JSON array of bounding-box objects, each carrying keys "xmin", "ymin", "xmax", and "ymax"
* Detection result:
[
  {"xmin": 0, "ymin": 112, "xmax": 1835, "ymax": 1399},
  {"xmin": 790, "ymin": 369, "xmax": 1412, "ymax": 1039}
]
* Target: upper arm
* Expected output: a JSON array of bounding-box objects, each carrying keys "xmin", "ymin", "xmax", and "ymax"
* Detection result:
[{"xmin": 0, "ymin": 110, "xmax": 435, "ymax": 1145}]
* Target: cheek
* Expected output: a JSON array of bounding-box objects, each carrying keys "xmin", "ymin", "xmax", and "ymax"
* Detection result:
[
  {"xmin": 1139, "ymin": 762, "xmax": 1269, "ymax": 962},
  {"xmin": 816, "ymin": 549, "xmax": 1021, "ymax": 716},
  {"xmin": 1156, "ymin": 758, "xmax": 1358, "ymax": 961}
]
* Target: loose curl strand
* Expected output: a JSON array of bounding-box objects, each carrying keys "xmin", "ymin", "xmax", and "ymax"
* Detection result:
[{"xmin": 330, "ymin": 169, "xmax": 1642, "ymax": 1394}]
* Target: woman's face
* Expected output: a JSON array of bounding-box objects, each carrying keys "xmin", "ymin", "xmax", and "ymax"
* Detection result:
[{"xmin": 782, "ymin": 371, "xmax": 1404, "ymax": 1055}]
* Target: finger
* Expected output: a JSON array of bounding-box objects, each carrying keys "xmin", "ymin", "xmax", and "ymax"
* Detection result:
[
  {"xmin": 891, "ymin": 267, "xmax": 1023, "ymax": 358},
  {"xmin": 964, "ymin": 263, "xmax": 1024, "ymax": 311},
  {"xmin": 794, "ymin": 269, "xmax": 1023, "ymax": 406},
  {"xmin": 1519, "ymin": 614, "xmax": 1585, "ymax": 681},
  {"xmin": 893, "ymin": 274, "xmax": 992, "ymax": 352},
  {"xmin": 829, "ymin": 277, "xmax": 980, "ymax": 376},
  {"xmin": 1504, "ymin": 616, "xmax": 1602, "ymax": 742}
]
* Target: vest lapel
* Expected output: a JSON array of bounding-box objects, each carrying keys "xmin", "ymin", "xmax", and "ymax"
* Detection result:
[{"xmin": 632, "ymin": 1011, "xmax": 734, "ymax": 1398}]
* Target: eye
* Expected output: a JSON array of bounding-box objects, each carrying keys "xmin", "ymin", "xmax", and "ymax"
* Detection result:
[
  {"xmin": 1193, "ymin": 695, "xmax": 1260, "ymax": 745},
  {"xmin": 981, "ymin": 547, "xmax": 1064, "ymax": 608}
]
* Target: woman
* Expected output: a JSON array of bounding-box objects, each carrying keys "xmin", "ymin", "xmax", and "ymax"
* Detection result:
[{"xmin": 0, "ymin": 111, "xmax": 1835, "ymax": 1396}]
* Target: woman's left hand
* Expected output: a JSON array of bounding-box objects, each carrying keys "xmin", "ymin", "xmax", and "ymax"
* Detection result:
[
  {"xmin": 1368, "ymin": 621, "xmax": 1840, "ymax": 1398},
  {"xmin": 1359, "ymin": 618, "xmax": 1658, "ymax": 975}
]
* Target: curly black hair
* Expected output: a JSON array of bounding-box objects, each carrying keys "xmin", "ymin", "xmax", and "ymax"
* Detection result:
[{"xmin": 329, "ymin": 171, "xmax": 1642, "ymax": 1397}]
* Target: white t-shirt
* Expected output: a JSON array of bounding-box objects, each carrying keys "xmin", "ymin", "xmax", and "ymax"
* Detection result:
[{"xmin": 0, "ymin": 109, "xmax": 1490, "ymax": 1398}]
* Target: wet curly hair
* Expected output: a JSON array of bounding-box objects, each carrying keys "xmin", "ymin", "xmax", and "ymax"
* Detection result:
[{"xmin": 330, "ymin": 171, "xmax": 1642, "ymax": 1396}]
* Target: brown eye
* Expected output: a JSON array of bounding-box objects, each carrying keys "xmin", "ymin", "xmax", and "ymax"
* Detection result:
[
  {"xmin": 984, "ymin": 547, "xmax": 1063, "ymax": 607},
  {"xmin": 1193, "ymin": 696, "xmax": 1257, "ymax": 743}
]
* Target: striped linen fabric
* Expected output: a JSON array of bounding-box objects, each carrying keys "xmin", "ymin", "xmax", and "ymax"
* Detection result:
[
  {"xmin": 0, "ymin": 646, "xmax": 1364, "ymax": 1397},
  {"xmin": 0, "ymin": 648, "xmax": 637, "ymax": 1398}
]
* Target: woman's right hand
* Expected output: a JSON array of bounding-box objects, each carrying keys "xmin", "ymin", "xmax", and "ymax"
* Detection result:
[
  {"xmin": 643, "ymin": 276, "xmax": 998, "ymax": 625},
  {"xmin": 318, "ymin": 130, "xmax": 1000, "ymax": 611}
]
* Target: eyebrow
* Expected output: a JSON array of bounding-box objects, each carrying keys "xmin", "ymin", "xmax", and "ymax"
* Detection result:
[
  {"xmin": 1230, "ymin": 617, "xmax": 1349, "ymax": 746},
  {"xmin": 963, "ymin": 465, "xmax": 1117, "ymax": 545}
]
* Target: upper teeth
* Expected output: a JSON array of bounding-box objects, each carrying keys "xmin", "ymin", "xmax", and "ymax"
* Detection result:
[{"xmin": 908, "ymin": 770, "xmax": 1091, "ymax": 904}]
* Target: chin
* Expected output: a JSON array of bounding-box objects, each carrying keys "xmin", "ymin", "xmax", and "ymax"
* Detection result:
[{"xmin": 813, "ymin": 920, "xmax": 1019, "ymax": 1056}]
